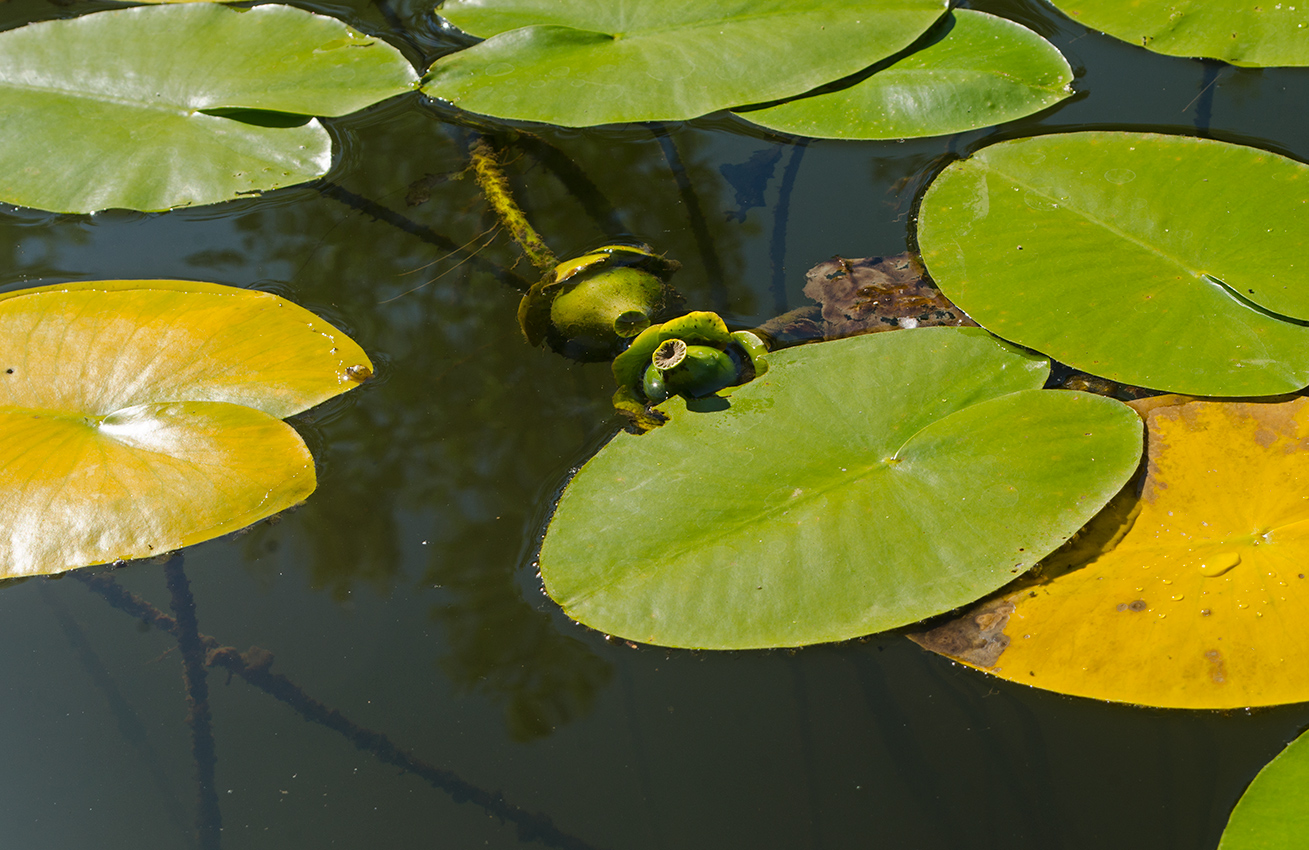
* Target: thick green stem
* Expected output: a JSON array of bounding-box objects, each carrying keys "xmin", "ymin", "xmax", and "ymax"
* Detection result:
[{"xmin": 470, "ymin": 137, "xmax": 558, "ymax": 274}]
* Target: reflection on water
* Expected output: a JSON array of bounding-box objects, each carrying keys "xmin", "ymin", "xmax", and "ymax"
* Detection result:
[{"xmin": 2, "ymin": 0, "xmax": 1309, "ymax": 846}]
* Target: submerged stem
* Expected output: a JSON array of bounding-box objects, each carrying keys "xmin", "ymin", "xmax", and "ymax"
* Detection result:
[
  {"xmin": 163, "ymin": 558, "xmax": 222, "ymax": 850},
  {"xmin": 470, "ymin": 137, "xmax": 558, "ymax": 274}
]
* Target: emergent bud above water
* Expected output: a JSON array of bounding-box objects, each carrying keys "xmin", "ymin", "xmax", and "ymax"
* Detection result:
[
  {"xmin": 517, "ymin": 244, "xmax": 683, "ymax": 362},
  {"xmin": 611, "ymin": 311, "xmax": 770, "ymax": 431}
]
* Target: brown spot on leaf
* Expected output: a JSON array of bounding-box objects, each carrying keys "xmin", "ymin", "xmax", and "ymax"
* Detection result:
[
  {"xmin": 1204, "ymin": 649, "xmax": 1227, "ymax": 684},
  {"xmin": 908, "ymin": 597, "xmax": 1015, "ymax": 668},
  {"xmin": 1128, "ymin": 599, "xmax": 1148, "ymax": 612}
]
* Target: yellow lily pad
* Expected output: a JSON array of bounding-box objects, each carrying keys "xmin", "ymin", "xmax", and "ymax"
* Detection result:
[
  {"xmin": 0, "ymin": 280, "xmax": 372, "ymax": 577},
  {"xmin": 912, "ymin": 395, "xmax": 1309, "ymax": 709}
]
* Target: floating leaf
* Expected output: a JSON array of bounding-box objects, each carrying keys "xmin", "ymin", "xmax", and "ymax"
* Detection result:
[
  {"xmin": 0, "ymin": 4, "xmax": 418, "ymax": 213},
  {"xmin": 917, "ymin": 131, "xmax": 1309, "ymax": 396},
  {"xmin": 0, "ymin": 280, "xmax": 373, "ymax": 577},
  {"xmin": 540, "ymin": 327, "xmax": 1142, "ymax": 650},
  {"xmin": 913, "ymin": 396, "xmax": 1309, "ymax": 709},
  {"xmin": 423, "ymin": 0, "xmax": 948, "ymax": 126},
  {"xmin": 1047, "ymin": 0, "xmax": 1309, "ymax": 67},
  {"xmin": 735, "ymin": 10, "xmax": 1072, "ymax": 140},
  {"xmin": 1218, "ymin": 728, "xmax": 1309, "ymax": 849}
]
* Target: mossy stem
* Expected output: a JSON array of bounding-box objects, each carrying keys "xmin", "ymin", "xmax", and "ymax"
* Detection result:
[
  {"xmin": 163, "ymin": 557, "xmax": 222, "ymax": 850},
  {"xmin": 470, "ymin": 137, "xmax": 559, "ymax": 274}
]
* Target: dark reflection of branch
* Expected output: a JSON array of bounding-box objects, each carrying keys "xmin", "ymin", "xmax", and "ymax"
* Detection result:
[
  {"xmin": 40, "ymin": 583, "xmax": 196, "ymax": 849},
  {"xmin": 649, "ymin": 124, "xmax": 729, "ymax": 312},
  {"xmin": 512, "ymin": 132, "xmax": 629, "ymax": 236},
  {"xmin": 769, "ymin": 140, "xmax": 807, "ymax": 315},
  {"xmin": 163, "ymin": 558, "xmax": 223, "ymax": 850},
  {"xmin": 316, "ymin": 180, "xmax": 532, "ymax": 291},
  {"xmin": 75, "ymin": 571, "xmax": 607, "ymax": 850}
]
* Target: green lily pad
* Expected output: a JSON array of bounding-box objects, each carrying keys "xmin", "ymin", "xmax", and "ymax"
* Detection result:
[
  {"xmin": 917, "ymin": 131, "xmax": 1309, "ymax": 396},
  {"xmin": 1048, "ymin": 0, "xmax": 1309, "ymax": 67},
  {"xmin": 735, "ymin": 10, "xmax": 1072, "ymax": 140},
  {"xmin": 0, "ymin": 280, "xmax": 374, "ymax": 577},
  {"xmin": 0, "ymin": 4, "xmax": 418, "ymax": 213},
  {"xmin": 423, "ymin": 0, "xmax": 948, "ymax": 126},
  {"xmin": 540, "ymin": 327, "xmax": 1143, "ymax": 650},
  {"xmin": 1219, "ymin": 729, "xmax": 1309, "ymax": 849}
]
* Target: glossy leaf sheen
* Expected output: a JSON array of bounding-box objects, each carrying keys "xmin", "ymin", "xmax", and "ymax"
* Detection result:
[
  {"xmin": 1049, "ymin": 0, "xmax": 1309, "ymax": 67},
  {"xmin": 918, "ymin": 132, "xmax": 1309, "ymax": 396},
  {"xmin": 736, "ymin": 10, "xmax": 1072, "ymax": 140},
  {"xmin": 917, "ymin": 397, "xmax": 1309, "ymax": 709},
  {"xmin": 0, "ymin": 4, "xmax": 418, "ymax": 212},
  {"xmin": 1219, "ymin": 729, "xmax": 1309, "ymax": 849},
  {"xmin": 0, "ymin": 281, "xmax": 373, "ymax": 577},
  {"xmin": 425, "ymin": 0, "xmax": 948, "ymax": 126},
  {"xmin": 540, "ymin": 328, "xmax": 1142, "ymax": 649}
]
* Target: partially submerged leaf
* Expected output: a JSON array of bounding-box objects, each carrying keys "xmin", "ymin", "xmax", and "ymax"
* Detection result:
[
  {"xmin": 913, "ymin": 396, "xmax": 1309, "ymax": 709},
  {"xmin": 736, "ymin": 10, "xmax": 1073, "ymax": 140},
  {"xmin": 424, "ymin": 0, "xmax": 948, "ymax": 126},
  {"xmin": 1218, "ymin": 728, "xmax": 1309, "ymax": 849},
  {"xmin": 540, "ymin": 327, "xmax": 1142, "ymax": 649},
  {"xmin": 1048, "ymin": 0, "xmax": 1309, "ymax": 67},
  {"xmin": 0, "ymin": 4, "xmax": 418, "ymax": 212},
  {"xmin": 0, "ymin": 280, "xmax": 372, "ymax": 577},
  {"xmin": 917, "ymin": 131, "xmax": 1309, "ymax": 396}
]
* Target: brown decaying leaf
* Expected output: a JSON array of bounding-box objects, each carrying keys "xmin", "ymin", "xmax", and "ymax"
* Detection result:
[{"xmin": 803, "ymin": 254, "xmax": 978, "ymax": 340}]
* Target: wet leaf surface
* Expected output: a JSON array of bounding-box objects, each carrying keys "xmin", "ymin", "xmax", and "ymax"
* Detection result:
[
  {"xmin": 0, "ymin": 280, "xmax": 372, "ymax": 577},
  {"xmin": 1048, "ymin": 0, "xmax": 1309, "ymax": 67},
  {"xmin": 913, "ymin": 395, "xmax": 1309, "ymax": 709},
  {"xmin": 0, "ymin": 4, "xmax": 417, "ymax": 212},
  {"xmin": 424, "ymin": 0, "xmax": 948, "ymax": 126},
  {"xmin": 917, "ymin": 131, "xmax": 1309, "ymax": 396},
  {"xmin": 736, "ymin": 10, "xmax": 1072, "ymax": 139},
  {"xmin": 540, "ymin": 327, "xmax": 1142, "ymax": 649}
]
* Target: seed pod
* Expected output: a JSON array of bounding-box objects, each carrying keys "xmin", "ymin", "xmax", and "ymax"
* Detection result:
[
  {"xmin": 650, "ymin": 339, "xmax": 740, "ymax": 398},
  {"xmin": 642, "ymin": 363, "xmax": 670, "ymax": 403},
  {"xmin": 517, "ymin": 244, "xmax": 683, "ymax": 362}
]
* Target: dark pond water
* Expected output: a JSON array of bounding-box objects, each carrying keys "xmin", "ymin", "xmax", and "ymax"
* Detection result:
[{"xmin": 2, "ymin": 0, "xmax": 1308, "ymax": 848}]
